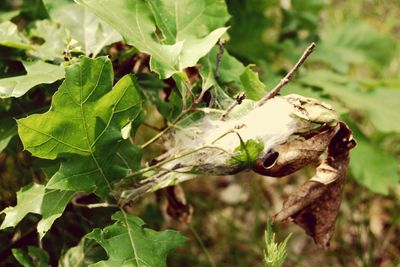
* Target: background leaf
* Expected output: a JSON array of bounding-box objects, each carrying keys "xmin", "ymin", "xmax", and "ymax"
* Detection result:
[
  {"xmin": 225, "ymin": 0, "xmax": 275, "ymax": 62},
  {"xmin": 0, "ymin": 61, "xmax": 65, "ymax": 98},
  {"xmin": 12, "ymin": 246, "xmax": 49, "ymax": 267},
  {"xmin": 312, "ymin": 20, "xmax": 396, "ymax": 73},
  {"xmin": 0, "ymin": 117, "xmax": 17, "ymax": 152},
  {"xmin": 240, "ymin": 65, "xmax": 266, "ymax": 100},
  {"xmin": 0, "ymin": 183, "xmax": 74, "ymax": 238},
  {"xmin": 0, "ymin": 183, "xmax": 44, "ymax": 229},
  {"xmin": 28, "ymin": 20, "xmax": 69, "ymax": 61},
  {"xmin": 199, "ymin": 45, "xmax": 245, "ymax": 92},
  {"xmin": 0, "ymin": 21, "xmax": 32, "ymax": 50},
  {"xmin": 50, "ymin": 3, "xmax": 122, "ymax": 57},
  {"xmin": 59, "ymin": 238, "xmax": 107, "ymax": 267},
  {"xmin": 300, "ymin": 70, "xmax": 400, "ymax": 133},
  {"xmin": 348, "ymin": 122, "xmax": 399, "ymax": 194}
]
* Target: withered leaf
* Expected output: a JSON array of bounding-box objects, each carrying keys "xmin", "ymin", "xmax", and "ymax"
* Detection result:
[
  {"xmin": 274, "ymin": 122, "xmax": 356, "ymax": 248},
  {"xmin": 165, "ymin": 185, "xmax": 193, "ymax": 224}
]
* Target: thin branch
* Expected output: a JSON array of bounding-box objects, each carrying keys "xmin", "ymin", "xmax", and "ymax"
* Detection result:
[
  {"xmin": 189, "ymin": 224, "xmax": 216, "ymax": 267},
  {"xmin": 257, "ymin": 42, "xmax": 316, "ymax": 107},
  {"xmin": 220, "ymin": 92, "xmax": 246, "ymax": 121},
  {"xmin": 71, "ymin": 194, "xmax": 118, "ymax": 209},
  {"xmin": 215, "ymin": 39, "xmax": 225, "ymax": 80}
]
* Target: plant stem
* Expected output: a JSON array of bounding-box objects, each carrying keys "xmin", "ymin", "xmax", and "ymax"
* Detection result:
[
  {"xmin": 189, "ymin": 224, "xmax": 216, "ymax": 267},
  {"xmin": 140, "ymin": 125, "xmax": 171, "ymax": 149}
]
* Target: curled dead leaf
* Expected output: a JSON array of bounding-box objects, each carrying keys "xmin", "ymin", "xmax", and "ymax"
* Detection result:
[{"xmin": 272, "ymin": 122, "xmax": 356, "ymax": 248}]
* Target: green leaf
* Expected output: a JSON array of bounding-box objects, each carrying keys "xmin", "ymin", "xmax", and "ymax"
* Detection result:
[
  {"xmin": 29, "ymin": 20, "xmax": 69, "ymax": 61},
  {"xmin": 36, "ymin": 189, "xmax": 74, "ymax": 238},
  {"xmin": 0, "ymin": 61, "xmax": 65, "ymax": 98},
  {"xmin": 0, "ymin": 117, "xmax": 17, "ymax": 152},
  {"xmin": 230, "ymin": 139, "xmax": 264, "ymax": 165},
  {"xmin": 198, "ymin": 46, "xmax": 248, "ymax": 109},
  {"xmin": 165, "ymin": 88, "xmax": 183, "ymax": 122},
  {"xmin": 86, "ymin": 211, "xmax": 186, "ymax": 267},
  {"xmin": 0, "ymin": 184, "xmax": 44, "ymax": 229},
  {"xmin": 12, "ymin": 246, "xmax": 49, "ymax": 267},
  {"xmin": 137, "ymin": 72, "xmax": 183, "ymax": 122},
  {"xmin": 77, "ymin": 0, "xmax": 229, "ymax": 78},
  {"xmin": 136, "ymin": 73, "xmax": 180, "ymax": 121},
  {"xmin": 172, "ymin": 72, "xmax": 190, "ymax": 109},
  {"xmin": 199, "ymin": 45, "xmax": 245, "ymax": 92},
  {"xmin": 59, "ymin": 238, "xmax": 107, "ymax": 267},
  {"xmin": 348, "ymin": 123, "xmax": 399, "ymax": 195},
  {"xmin": 0, "ymin": 183, "xmax": 74, "ymax": 238},
  {"xmin": 17, "ymin": 56, "xmax": 143, "ymax": 197},
  {"xmin": 148, "ymin": 0, "xmax": 229, "ymax": 44},
  {"xmin": 300, "ymin": 71, "xmax": 400, "ymax": 133},
  {"xmin": 0, "ymin": 21, "xmax": 33, "ymax": 50},
  {"xmin": 240, "ymin": 65, "xmax": 266, "ymax": 100},
  {"xmin": 312, "ymin": 20, "xmax": 396, "ymax": 73},
  {"xmin": 50, "ymin": 3, "xmax": 122, "ymax": 57},
  {"xmin": 263, "ymin": 220, "xmax": 291, "ymax": 267}
]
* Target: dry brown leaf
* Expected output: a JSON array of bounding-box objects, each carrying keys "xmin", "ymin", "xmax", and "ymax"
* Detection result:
[
  {"xmin": 164, "ymin": 185, "xmax": 193, "ymax": 224},
  {"xmin": 274, "ymin": 122, "xmax": 356, "ymax": 248}
]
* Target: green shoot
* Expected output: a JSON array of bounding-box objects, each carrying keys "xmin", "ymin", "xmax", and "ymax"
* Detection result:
[{"xmin": 263, "ymin": 220, "xmax": 291, "ymax": 267}]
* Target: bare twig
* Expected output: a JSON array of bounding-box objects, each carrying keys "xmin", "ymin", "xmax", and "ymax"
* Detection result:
[
  {"xmin": 215, "ymin": 39, "xmax": 225, "ymax": 80},
  {"xmin": 257, "ymin": 42, "xmax": 316, "ymax": 107},
  {"xmin": 220, "ymin": 92, "xmax": 246, "ymax": 121},
  {"xmin": 71, "ymin": 194, "xmax": 118, "ymax": 209}
]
